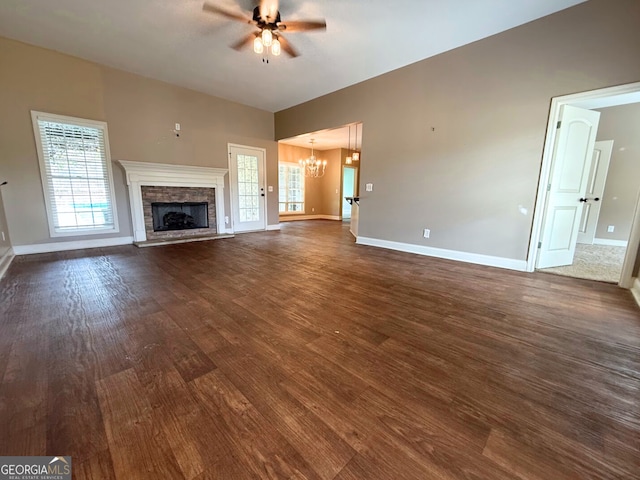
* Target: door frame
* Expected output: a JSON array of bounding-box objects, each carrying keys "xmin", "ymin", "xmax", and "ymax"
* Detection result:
[
  {"xmin": 527, "ymin": 81, "xmax": 640, "ymax": 288},
  {"xmin": 227, "ymin": 143, "xmax": 268, "ymax": 233}
]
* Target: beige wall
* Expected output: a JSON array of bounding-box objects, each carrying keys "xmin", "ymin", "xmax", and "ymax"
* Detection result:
[
  {"xmin": 319, "ymin": 148, "xmax": 342, "ymax": 216},
  {"xmin": 0, "ymin": 36, "xmax": 277, "ymax": 247},
  {"xmin": 0, "ymin": 188, "xmax": 12, "ymax": 258},
  {"xmin": 275, "ymin": 0, "xmax": 640, "ymax": 261},
  {"xmin": 594, "ymin": 104, "xmax": 640, "ymax": 242},
  {"xmin": 278, "ymin": 144, "xmax": 341, "ymax": 217}
]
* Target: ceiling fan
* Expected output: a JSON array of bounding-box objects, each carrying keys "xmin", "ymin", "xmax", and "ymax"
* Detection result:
[{"xmin": 202, "ymin": 0, "xmax": 326, "ymax": 58}]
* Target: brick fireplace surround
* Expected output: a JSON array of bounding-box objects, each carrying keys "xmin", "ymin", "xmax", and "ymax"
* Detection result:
[
  {"xmin": 141, "ymin": 186, "xmax": 217, "ymax": 241},
  {"xmin": 119, "ymin": 160, "xmax": 228, "ymax": 244}
]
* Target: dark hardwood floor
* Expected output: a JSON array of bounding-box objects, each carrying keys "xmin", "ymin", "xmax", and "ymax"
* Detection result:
[{"xmin": 1, "ymin": 220, "xmax": 639, "ymax": 479}]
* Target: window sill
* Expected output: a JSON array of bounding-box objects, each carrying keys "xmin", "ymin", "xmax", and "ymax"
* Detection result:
[{"xmin": 51, "ymin": 226, "xmax": 120, "ymax": 238}]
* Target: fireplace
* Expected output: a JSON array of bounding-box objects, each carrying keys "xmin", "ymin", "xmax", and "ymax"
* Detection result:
[
  {"xmin": 141, "ymin": 186, "xmax": 217, "ymax": 240},
  {"xmin": 118, "ymin": 160, "xmax": 228, "ymax": 244},
  {"xmin": 152, "ymin": 202, "xmax": 209, "ymax": 231}
]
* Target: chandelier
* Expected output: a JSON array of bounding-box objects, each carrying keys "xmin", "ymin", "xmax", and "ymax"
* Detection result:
[{"xmin": 299, "ymin": 139, "xmax": 327, "ymax": 178}]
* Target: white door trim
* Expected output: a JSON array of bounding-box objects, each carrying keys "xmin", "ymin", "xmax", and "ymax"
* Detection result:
[
  {"xmin": 527, "ymin": 81, "xmax": 640, "ymax": 288},
  {"xmin": 227, "ymin": 143, "xmax": 268, "ymax": 233}
]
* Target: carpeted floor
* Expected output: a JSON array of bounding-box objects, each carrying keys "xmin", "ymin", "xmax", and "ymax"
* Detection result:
[{"xmin": 538, "ymin": 243, "xmax": 626, "ymax": 283}]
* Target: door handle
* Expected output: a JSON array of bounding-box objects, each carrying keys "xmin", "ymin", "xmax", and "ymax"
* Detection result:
[{"xmin": 579, "ymin": 198, "xmax": 588, "ymax": 203}]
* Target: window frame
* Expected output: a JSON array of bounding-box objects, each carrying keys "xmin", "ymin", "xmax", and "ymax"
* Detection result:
[
  {"xmin": 278, "ymin": 162, "xmax": 305, "ymax": 214},
  {"xmin": 31, "ymin": 111, "xmax": 120, "ymax": 237}
]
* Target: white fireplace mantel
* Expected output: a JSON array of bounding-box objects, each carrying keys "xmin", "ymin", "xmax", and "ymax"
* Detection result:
[{"xmin": 118, "ymin": 160, "xmax": 228, "ymax": 243}]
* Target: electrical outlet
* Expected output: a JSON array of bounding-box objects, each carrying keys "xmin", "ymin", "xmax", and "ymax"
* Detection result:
[
  {"xmin": 175, "ymin": 123, "xmax": 181, "ymax": 131},
  {"xmin": 423, "ymin": 228, "xmax": 430, "ymax": 239},
  {"xmin": 225, "ymin": 216, "xmax": 229, "ymax": 224},
  {"xmin": 312, "ymin": 207, "xmax": 315, "ymax": 212},
  {"xmin": 608, "ymin": 225, "xmax": 615, "ymax": 233}
]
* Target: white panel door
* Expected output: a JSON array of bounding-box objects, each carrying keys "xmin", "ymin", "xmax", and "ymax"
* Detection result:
[
  {"xmin": 577, "ymin": 140, "xmax": 614, "ymax": 244},
  {"xmin": 229, "ymin": 145, "xmax": 266, "ymax": 233},
  {"xmin": 537, "ymin": 105, "xmax": 601, "ymax": 269}
]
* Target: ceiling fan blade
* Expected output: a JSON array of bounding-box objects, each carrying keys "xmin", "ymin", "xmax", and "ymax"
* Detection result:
[
  {"xmin": 259, "ymin": 0, "xmax": 279, "ymax": 23},
  {"xmin": 277, "ymin": 35, "xmax": 299, "ymax": 57},
  {"xmin": 202, "ymin": 2, "xmax": 251, "ymax": 23},
  {"xmin": 279, "ymin": 20, "xmax": 326, "ymax": 32},
  {"xmin": 231, "ymin": 32, "xmax": 257, "ymax": 51}
]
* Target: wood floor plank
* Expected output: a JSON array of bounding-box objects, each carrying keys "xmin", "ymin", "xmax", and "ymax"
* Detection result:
[
  {"xmin": 0, "ymin": 316, "xmax": 49, "ymax": 454},
  {"xmin": 128, "ymin": 310, "xmax": 217, "ymax": 383},
  {"xmin": 213, "ymin": 348, "xmax": 357, "ymax": 480},
  {"xmin": 74, "ymin": 449, "xmax": 117, "ymax": 480},
  {"xmin": 191, "ymin": 368, "xmax": 322, "ymax": 480},
  {"xmin": 0, "ymin": 220, "xmax": 638, "ymax": 479},
  {"xmin": 96, "ymin": 368, "xmax": 184, "ymax": 479}
]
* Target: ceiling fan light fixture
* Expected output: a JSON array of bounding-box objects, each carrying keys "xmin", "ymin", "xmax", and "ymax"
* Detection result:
[
  {"xmin": 253, "ymin": 36, "xmax": 264, "ymax": 53},
  {"xmin": 202, "ymin": 2, "xmax": 326, "ymax": 59},
  {"xmin": 261, "ymin": 28, "xmax": 273, "ymax": 47},
  {"xmin": 271, "ymin": 38, "xmax": 281, "ymax": 56}
]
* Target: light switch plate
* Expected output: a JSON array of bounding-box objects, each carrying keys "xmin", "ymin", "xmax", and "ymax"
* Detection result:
[
  {"xmin": 268, "ymin": 186, "xmax": 273, "ymax": 192},
  {"xmin": 365, "ymin": 183, "xmax": 373, "ymax": 192}
]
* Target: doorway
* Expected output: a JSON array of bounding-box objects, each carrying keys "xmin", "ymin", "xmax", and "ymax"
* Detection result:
[
  {"xmin": 342, "ymin": 166, "xmax": 358, "ymax": 220},
  {"xmin": 277, "ymin": 122, "xmax": 363, "ymax": 232},
  {"xmin": 528, "ymin": 82, "xmax": 640, "ymax": 288},
  {"xmin": 228, "ymin": 144, "xmax": 266, "ymax": 233}
]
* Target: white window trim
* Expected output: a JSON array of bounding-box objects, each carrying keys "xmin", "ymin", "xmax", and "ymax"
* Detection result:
[
  {"xmin": 31, "ymin": 111, "xmax": 120, "ymax": 237},
  {"xmin": 279, "ymin": 162, "xmax": 305, "ymax": 214}
]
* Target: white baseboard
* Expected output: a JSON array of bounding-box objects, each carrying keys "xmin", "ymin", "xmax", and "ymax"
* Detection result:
[
  {"xmin": 13, "ymin": 236, "xmax": 134, "ymax": 255},
  {"xmin": 224, "ymin": 228, "xmax": 234, "ymax": 234},
  {"xmin": 593, "ymin": 238, "xmax": 628, "ymax": 247},
  {"xmin": 0, "ymin": 247, "xmax": 15, "ymax": 280},
  {"xmin": 266, "ymin": 224, "xmax": 281, "ymax": 231},
  {"xmin": 280, "ymin": 215, "xmax": 341, "ymax": 222},
  {"xmin": 631, "ymin": 278, "xmax": 640, "ymax": 308},
  {"xmin": 356, "ymin": 236, "xmax": 528, "ymax": 271}
]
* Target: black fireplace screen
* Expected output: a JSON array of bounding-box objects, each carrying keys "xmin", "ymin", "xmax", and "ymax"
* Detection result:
[{"xmin": 151, "ymin": 202, "xmax": 209, "ymax": 231}]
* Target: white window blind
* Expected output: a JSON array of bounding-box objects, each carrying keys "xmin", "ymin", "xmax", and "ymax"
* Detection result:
[
  {"xmin": 279, "ymin": 163, "xmax": 305, "ymax": 213},
  {"xmin": 31, "ymin": 111, "xmax": 119, "ymax": 236}
]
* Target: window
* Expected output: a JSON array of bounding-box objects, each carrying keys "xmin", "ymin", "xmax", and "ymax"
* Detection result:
[
  {"xmin": 31, "ymin": 111, "xmax": 119, "ymax": 237},
  {"xmin": 279, "ymin": 163, "xmax": 305, "ymax": 213}
]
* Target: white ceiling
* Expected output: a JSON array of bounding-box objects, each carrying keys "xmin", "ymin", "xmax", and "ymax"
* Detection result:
[
  {"xmin": 280, "ymin": 123, "xmax": 362, "ymax": 150},
  {"xmin": 0, "ymin": 0, "xmax": 586, "ymax": 112}
]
